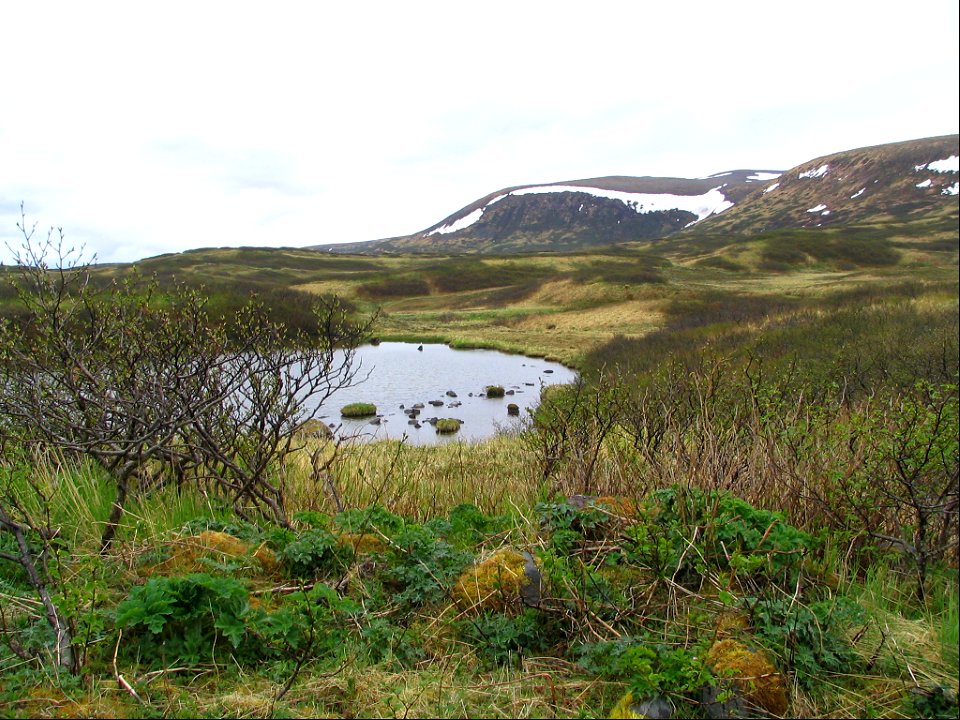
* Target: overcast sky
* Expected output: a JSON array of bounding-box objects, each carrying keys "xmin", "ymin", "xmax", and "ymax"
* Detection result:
[{"xmin": 2, "ymin": 1, "xmax": 958, "ymax": 264}]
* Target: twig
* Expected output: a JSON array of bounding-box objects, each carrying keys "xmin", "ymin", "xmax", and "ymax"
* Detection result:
[{"xmin": 112, "ymin": 631, "xmax": 144, "ymax": 705}]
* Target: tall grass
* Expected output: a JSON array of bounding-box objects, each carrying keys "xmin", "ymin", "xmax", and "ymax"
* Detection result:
[
  {"xmin": 283, "ymin": 435, "xmax": 540, "ymax": 520},
  {"xmin": 2, "ymin": 451, "xmax": 233, "ymax": 551}
]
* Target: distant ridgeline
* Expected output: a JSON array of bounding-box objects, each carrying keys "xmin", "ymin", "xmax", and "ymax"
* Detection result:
[{"xmin": 311, "ymin": 134, "xmax": 958, "ymax": 255}]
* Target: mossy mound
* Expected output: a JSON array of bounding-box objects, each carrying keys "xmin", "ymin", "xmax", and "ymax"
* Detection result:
[
  {"xmin": 150, "ymin": 530, "xmax": 279, "ymax": 577},
  {"xmin": 337, "ymin": 532, "xmax": 388, "ymax": 555},
  {"xmin": 453, "ymin": 548, "xmax": 540, "ymax": 612},
  {"xmin": 295, "ymin": 418, "xmax": 334, "ymax": 438},
  {"xmin": 435, "ymin": 418, "xmax": 462, "ymax": 434},
  {"xmin": 485, "ymin": 385, "xmax": 506, "ymax": 398},
  {"xmin": 341, "ymin": 402, "xmax": 377, "ymax": 418},
  {"xmin": 705, "ymin": 638, "xmax": 788, "ymax": 717},
  {"xmin": 608, "ymin": 691, "xmax": 673, "ymax": 719}
]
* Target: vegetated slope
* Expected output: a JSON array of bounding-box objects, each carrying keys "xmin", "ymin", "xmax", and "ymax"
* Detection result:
[
  {"xmin": 312, "ymin": 171, "xmax": 780, "ymax": 255},
  {"xmin": 689, "ymin": 134, "xmax": 959, "ymax": 235}
]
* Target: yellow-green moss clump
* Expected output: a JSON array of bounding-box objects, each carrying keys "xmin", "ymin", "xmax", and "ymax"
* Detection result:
[
  {"xmin": 705, "ymin": 638, "xmax": 788, "ymax": 717},
  {"xmin": 150, "ymin": 530, "xmax": 279, "ymax": 577},
  {"xmin": 608, "ymin": 691, "xmax": 673, "ymax": 718},
  {"xmin": 337, "ymin": 532, "xmax": 388, "ymax": 555},
  {"xmin": 453, "ymin": 548, "xmax": 538, "ymax": 612},
  {"xmin": 608, "ymin": 691, "xmax": 644, "ymax": 719},
  {"xmin": 295, "ymin": 418, "xmax": 334, "ymax": 438}
]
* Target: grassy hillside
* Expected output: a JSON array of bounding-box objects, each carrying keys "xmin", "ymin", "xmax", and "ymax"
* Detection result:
[{"xmin": 1, "ymin": 214, "xmax": 957, "ymax": 718}]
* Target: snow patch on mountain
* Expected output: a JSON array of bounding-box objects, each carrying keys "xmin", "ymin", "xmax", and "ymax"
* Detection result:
[
  {"xmin": 429, "ymin": 184, "xmax": 735, "ymax": 235},
  {"xmin": 747, "ymin": 172, "xmax": 781, "ymax": 182},
  {"xmin": 851, "ymin": 188, "xmax": 866, "ymax": 199},
  {"xmin": 763, "ymin": 182, "xmax": 780, "ymax": 194},
  {"xmin": 430, "ymin": 207, "xmax": 485, "ymax": 235},
  {"xmin": 916, "ymin": 156, "xmax": 959, "ymax": 173},
  {"xmin": 807, "ymin": 204, "xmax": 828, "ymax": 213},
  {"xmin": 798, "ymin": 164, "xmax": 830, "ymax": 179},
  {"xmin": 943, "ymin": 182, "xmax": 959, "ymax": 196}
]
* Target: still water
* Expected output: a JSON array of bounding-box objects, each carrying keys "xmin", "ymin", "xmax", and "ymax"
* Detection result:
[{"xmin": 311, "ymin": 342, "xmax": 577, "ymax": 444}]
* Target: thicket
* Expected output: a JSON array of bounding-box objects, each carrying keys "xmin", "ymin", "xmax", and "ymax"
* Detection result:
[
  {"xmin": 0, "ymin": 218, "xmax": 374, "ymax": 675},
  {"xmin": 546, "ymin": 287, "xmax": 959, "ymax": 607}
]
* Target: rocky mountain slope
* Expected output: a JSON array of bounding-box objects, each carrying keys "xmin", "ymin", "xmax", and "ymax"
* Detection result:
[{"xmin": 312, "ymin": 135, "xmax": 958, "ymax": 255}]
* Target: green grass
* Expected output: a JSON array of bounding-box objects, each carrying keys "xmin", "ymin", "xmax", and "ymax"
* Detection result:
[{"xmin": 341, "ymin": 402, "xmax": 378, "ymax": 418}]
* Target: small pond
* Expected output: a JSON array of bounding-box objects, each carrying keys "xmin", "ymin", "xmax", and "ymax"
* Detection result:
[{"xmin": 311, "ymin": 342, "xmax": 577, "ymax": 444}]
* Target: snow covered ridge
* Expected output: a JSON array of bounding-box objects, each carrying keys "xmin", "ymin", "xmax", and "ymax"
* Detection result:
[
  {"xmin": 914, "ymin": 156, "xmax": 959, "ymax": 173},
  {"xmin": 429, "ymin": 185, "xmax": 734, "ymax": 236}
]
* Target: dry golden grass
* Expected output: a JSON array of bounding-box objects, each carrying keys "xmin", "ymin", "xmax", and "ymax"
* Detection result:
[{"xmin": 283, "ymin": 435, "xmax": 541, "ymax": 521}]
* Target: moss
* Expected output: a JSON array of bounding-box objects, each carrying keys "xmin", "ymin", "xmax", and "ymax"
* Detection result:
[
  {"xmin": 341, "ymin": 402, "xmax": 377, "ymax": 418},
  {"xmin": 705, "ymin": 638, "xmax": 788, "ymax": 716},
  {"xmin": 295, "ymin": 418, "xmax": 334, "ymax": 438},
  {"xmin": 435, "ymin": 418, "xmax": 462, "ymax": 434},
  {"xmin": 453, "ymin": 548, "xmax": 536, "ymax": 613},
  {"xmin": 607, "ymin": 692, "xmax": 673, "ymax": 719},
  {"xmin": 337, "ymin": 532, "xmax": 388, "ymax": 555},
  {"xmin": 150, "ymin": 530, "xmax": 279, "ymax": 577},
  {"xmin": 608, "ymin": 691, "xmax": 644, "ymax": 719},
  {"xmin": 485, "ymin": 385, "xmax": 506, "ymax": 398}
]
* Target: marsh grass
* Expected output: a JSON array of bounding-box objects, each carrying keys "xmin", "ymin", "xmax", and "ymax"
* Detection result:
[
  {"xmin": 3, "ymin": 452, "xmax": 233, "ymax": 552},
  {"xmin": 282, "ymin": 436, "xmax": 539, "ymax": 520}
]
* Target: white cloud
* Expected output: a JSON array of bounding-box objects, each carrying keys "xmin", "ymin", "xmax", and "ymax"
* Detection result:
[{"xmin": 1, "ymin": 1, "xmax": 957, "ymax": 263}]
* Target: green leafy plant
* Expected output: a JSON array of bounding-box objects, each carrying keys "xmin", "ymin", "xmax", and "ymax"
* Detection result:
[
  {"xmin": 385, "ymin": 525, "xmax": 472, "ymax": 607},
  {"xmin": 577, "ymin": 638, "xmax": 710, "ymax": 705},
  {"xmin": 281, "ymin": 527, "xmax": 352, "ymax": 578},
  {"xmin": 747, "ymin": 596, "xmax": 863, "ymax": 689},
  {"xmin": 116, "ymin": 573, "xmax": 251, "ymax": 666},
  {"xmin": 457, "ymin": 609, "xmax": 549, "ymax": 667}
]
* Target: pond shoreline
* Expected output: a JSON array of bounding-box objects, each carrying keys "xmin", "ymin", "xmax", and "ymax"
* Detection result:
[{"xmin": 312, "ymin": 341, "xmax": 577, "ymax": 445}]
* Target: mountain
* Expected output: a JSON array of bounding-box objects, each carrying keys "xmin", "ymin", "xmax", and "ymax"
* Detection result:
[
  {"xmin": 689, "ymin": 134, "xmax": 959, "ymax": 236},
  {"xmin": 311, "ymin": 135, "xmax": 958, "ymax": 255}
]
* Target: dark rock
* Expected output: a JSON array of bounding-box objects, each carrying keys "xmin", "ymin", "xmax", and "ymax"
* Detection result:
[
  {"xmin": 519, "ymin": 551, "xmax": 542, "ymax": 607},
  {"xmin": 446, "ymin": 390, "xmax": 458, "ymax": 397},
  {"xmin": 429, "ymin": 399, "xmax": 445, "ymax": 407},
  {"xmin": 507, "ymin": 403, "xmax": 520, "ymax": 416}
]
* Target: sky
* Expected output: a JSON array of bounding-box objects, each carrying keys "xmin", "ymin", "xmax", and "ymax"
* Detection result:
[{"xmin": 2, "ymin": 1, "xmax": 958, "ymax": 265}]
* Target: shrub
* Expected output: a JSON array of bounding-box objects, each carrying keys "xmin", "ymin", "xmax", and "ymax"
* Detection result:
[
  {"xmin": 485, "ymin": 385, "xmax": 506, "ymax": 398},
  {"xmin": 116, "ymin": 573, "xmax": 252, "ymax": 666}
]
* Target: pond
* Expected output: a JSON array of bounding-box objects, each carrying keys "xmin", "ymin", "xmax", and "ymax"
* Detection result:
[{"xmin": 310, "ymin": 342, "xmax": 577, "ymax": 444}]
